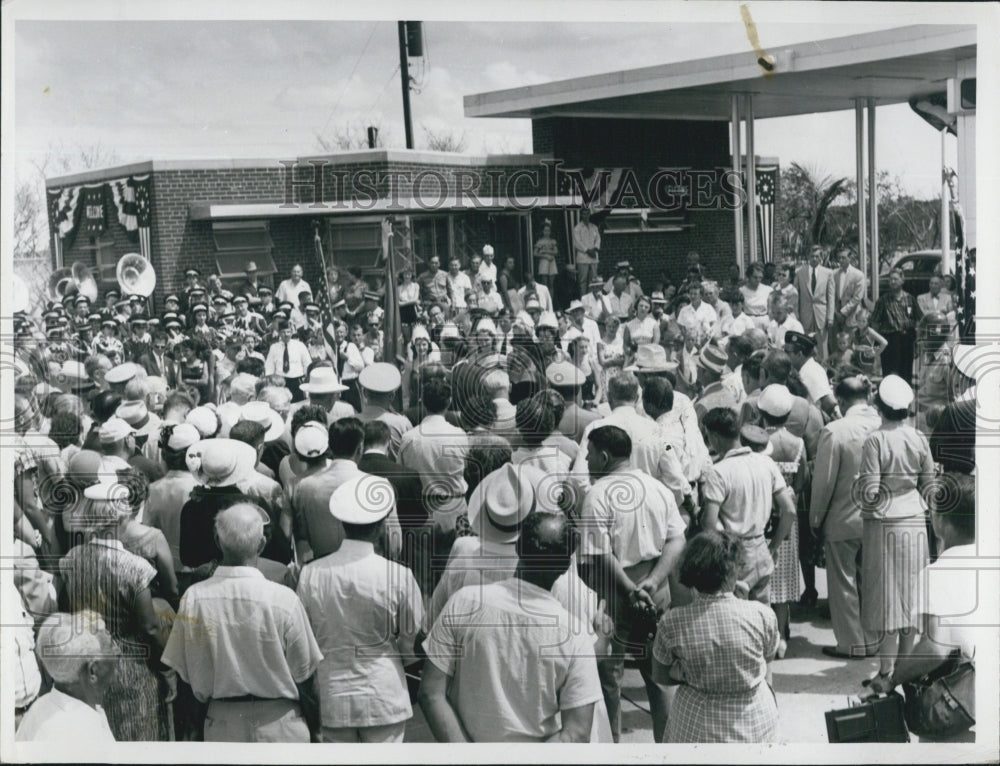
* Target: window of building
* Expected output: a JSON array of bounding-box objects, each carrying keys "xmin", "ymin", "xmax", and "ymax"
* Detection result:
[
  {"xmin": 327, "ymin": 221, "xmax": 384, "ymax": 272},
  {"xmin": 212, "ymin": 220, "xmax": 277, "ymax": 279}
]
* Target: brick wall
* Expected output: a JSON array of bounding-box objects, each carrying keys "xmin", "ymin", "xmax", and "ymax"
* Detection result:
[{"xmin": 48, "ymin": 144, "xmax": 777, "ymax": 306}]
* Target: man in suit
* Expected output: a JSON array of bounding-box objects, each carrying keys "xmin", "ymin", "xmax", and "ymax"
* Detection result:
[
  {"xmin": 809, "ymin": 376, "xmax": 882, "ymax": 658},
  {"xmin": 137, "ymin": 332, "xmax": 177, "ymax": 387},
  {"xmin": 831, "ymin": 248, "xmax": 867, "ymax": 332},
  {"xmin": 358, "ymin": 420, "xmax": 426, "ymax": 577},
  {"xmin": 795, "ymin": 245, "xmax": 836, "ymax": 361},
  {"xmin": 917, "ymin": 274, "xmax": 955, "ymax": 319}
]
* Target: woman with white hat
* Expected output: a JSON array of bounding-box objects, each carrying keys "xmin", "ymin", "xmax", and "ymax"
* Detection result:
[
  {"xmin": 756, "ymin": 385, "xmax": 810, "ymax": 659},
  {"xmin": 858, "ymin": 374, "xmax": 935, "ymax": 689},
  {"xmin": 403, "ymin": 324, "xmax": 440, "ymax": 409}
]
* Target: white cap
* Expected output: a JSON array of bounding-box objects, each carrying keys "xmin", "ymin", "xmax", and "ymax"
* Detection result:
[
  {"xmin": 475, "ymin": 318, "xmax": 498, "ymax": 336},
  {"xmin": 186, "ymin": 406, "xmax": 220, "ymax": 438},
  {"xmin": 294, "ymin": 422, "xmax": 329, "ymax": 458},
  {"xmin": 878, "ymin": 375, "xmax": 914, "ymax": 410},
  {"xmin": 482, "ymin": 244, "xmax": 494, "ymax": 256},
  {"xmin": 105, "ymin": 363, "xmax": 138, "ymax": 385},
  {"xmin": 166, "ymin": 423, "xmax": 201, "ymax": 451},
  {"xmin": 758, "ymin": 384, "xmax": 793, "ymax": 418},
  {"xmin": 98, "ymin": 417, "xmax": 132, "ymax": 443},
  {"xmin": 439, "ymin": 323, "xmax": 461, "ymax": 340},
  {"xmin": 329, "ymin": 474, "xmax": 395, "ymax": 524},
  {"xmin": 536, "ymin": 311, "xmax": 559, "ymax": 330}
]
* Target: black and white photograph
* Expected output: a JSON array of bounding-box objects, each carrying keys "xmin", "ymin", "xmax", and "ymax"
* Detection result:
[{"xmin": 2, "ymin": 0, "xmax": 998, "ymax": 762}]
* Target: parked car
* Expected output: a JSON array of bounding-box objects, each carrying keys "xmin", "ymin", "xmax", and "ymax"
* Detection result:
[{"xmin": 879, "ymin": 250, "xmax": 943, "ymax": 298}]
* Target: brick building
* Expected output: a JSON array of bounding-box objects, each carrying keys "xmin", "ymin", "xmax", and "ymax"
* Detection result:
[{"xmin": 45, "ymin": 126, "xmax": 778, "ymax": 310}]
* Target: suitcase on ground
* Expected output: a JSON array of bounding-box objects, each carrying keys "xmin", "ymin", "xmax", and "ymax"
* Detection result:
[{"xmin": 825, "ymin": 693, "xmax": 910, "ymax": 742}]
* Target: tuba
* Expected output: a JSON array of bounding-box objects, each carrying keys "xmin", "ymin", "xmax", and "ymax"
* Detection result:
[
  {"xmin": 116, "ymin": 253, "xmax": 156, "ymax": 297},
  {"xmin": 72, "ymin": 261, "xmax": 99, "ymax": 302},
  {"xmin": 47, "ymin": 267, "xmax": 77, "ymax": 302}
]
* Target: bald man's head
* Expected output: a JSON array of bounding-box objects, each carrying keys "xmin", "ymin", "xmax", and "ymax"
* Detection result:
[
  {"xmin": 516, "ymin": 512, "xmax": 575, "ymax": 589},
  {"xmin": 214, "ymin": 502, "xmax": 268, "ymax": 563}
]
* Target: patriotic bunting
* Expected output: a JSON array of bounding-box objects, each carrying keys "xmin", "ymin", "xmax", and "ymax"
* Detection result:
[{"xmin": 756, "ymin": 166, "xmax": 777, "ymax": 263}]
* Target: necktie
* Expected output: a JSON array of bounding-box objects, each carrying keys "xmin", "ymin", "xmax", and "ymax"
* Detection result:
[
  {"xmin": 282, "ymin": 342, "xmax": 290, "ymax": 373},
  {"xmin": 811, "ymin": 268, "xmax": 817, "ymax": 294}
]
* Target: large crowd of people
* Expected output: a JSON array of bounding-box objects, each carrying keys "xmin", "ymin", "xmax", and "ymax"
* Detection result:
[{"xmin": 9, "ymin": 237, "xmax": 978, "ymax": 744}]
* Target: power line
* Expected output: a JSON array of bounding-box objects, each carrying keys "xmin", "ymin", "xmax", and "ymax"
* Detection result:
[
  {"xmin": 317, "ymin": 21, "xmax": 379, "ymax": 139},
  {"xmin": 365, "ymin": 64, "xmax": 401, "ymax": 119}
]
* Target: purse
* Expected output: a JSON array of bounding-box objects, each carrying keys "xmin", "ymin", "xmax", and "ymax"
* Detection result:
[
  {"xmin": 825, "ymin": 693, "xmax": 910, "ymax": 742},
  {"xmin": 902, "ymin": 655, "xmax": 975, "ymax": 739}
]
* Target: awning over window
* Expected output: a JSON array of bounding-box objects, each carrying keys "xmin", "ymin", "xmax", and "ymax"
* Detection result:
[{"xmin": 212, "ymin": 220, "xmax": 277, "ymax": 278}]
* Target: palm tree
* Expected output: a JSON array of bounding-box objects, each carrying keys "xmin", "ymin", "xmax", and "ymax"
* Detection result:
[{"xmin": 779, "ymin": 162, "xmax": 850, "ymax": 261}]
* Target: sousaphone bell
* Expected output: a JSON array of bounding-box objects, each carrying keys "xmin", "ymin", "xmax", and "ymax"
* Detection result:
[
  {"xmin": 72, "ymin": 261, "xmax": 99, "ymax": 302},
  {"xmin": 116, "ymin": 252, "xmax": 157, "ymax": 297},
  {"xmin": 47, "ymin": 267, "xmax": 76, "ymax": 302}
]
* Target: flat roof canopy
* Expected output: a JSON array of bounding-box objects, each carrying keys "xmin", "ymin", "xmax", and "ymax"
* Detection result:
[{"xmin": 464, "ymin": 25, "xmax": 976, "ymax": 122}]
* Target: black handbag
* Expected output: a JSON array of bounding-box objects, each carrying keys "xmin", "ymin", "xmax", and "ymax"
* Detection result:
[
  {"xmin": 902, "ymin": 657, "xmax": 975, "ymax": 739},
  {"xmin": 825, "ymin": 693, "xmax": 910, "ymax": 742}
]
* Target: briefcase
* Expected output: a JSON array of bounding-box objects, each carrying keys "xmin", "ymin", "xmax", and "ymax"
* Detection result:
[{"xmin": 825, "ymin": 693, "xmax": 910, "ymax": 742}]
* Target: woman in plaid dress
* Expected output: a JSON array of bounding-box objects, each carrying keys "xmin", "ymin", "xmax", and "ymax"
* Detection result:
[{"xmin": 652, "ymin": 531, "xmax": 780, "ymax": 743}]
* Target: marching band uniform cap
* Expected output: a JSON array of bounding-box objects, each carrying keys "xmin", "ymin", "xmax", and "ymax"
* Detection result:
[
  {"xmin": 784, "ymin": 330, "xmax": 816, "ymax": 353},
  {"xmin": 546, "ymin": 361, "xmax": 587, "ymax": 387}
]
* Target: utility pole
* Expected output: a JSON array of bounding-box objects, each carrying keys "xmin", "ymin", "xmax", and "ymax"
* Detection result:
[{"xmin": 398, "ymin": 21, "xmax": 423, "ymax": 150}]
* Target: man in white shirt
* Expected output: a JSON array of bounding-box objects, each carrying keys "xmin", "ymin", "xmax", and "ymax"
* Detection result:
[
  {"xmin": 276, "ymin": 264, "xmax": 312, "ymax": 310},
  {"xmin": 16, "ymin": 612, "xmax": 119, "ymax": 742},
  {"xmin": 297, "ymin": 475, "xmax": 423, "ymax": 743},
  {"xmin": 784, "ymin": 331, "xmax": 839, "ymax": 420},
  {"xmin": 604, "ymin": 276, "xmax": 633, "ymax": 320},
  {"xmin": 768, "ymin": 297, "xmax": 804, "ymax": 349},
  {"xmin": 446, "ymin": 257, "xmax": 472, "ymax": 314},
  {"xmin": 398, "ymin": 376, "xmax": 469, "ymax": 583},
  {"xmin": 517, "ymin": 273, "xmax": 553, "ymax": 314},
  {"xmin": 578, "ymin": 424, "xmax": 686, "ymax": 743},
  {"xmin": 478, "ymin": 244, "xmax": 498, "ymax": 284},
  {"xmin": 676, "ymin": 282, "xmax": 718, "ymax": 339},
  {"xmin": 562, "ymin": 301, "xmax": 601, "ymax": 363},
  {"xmin": 571, "ymin": 372, "xmax": 691, "ymax": 509},
  {"xmin": 163, "ymin": 504, "xmax": 323, "ymax": 742},
  {"xmin": 264, "ymin": 320, "xmax": 313, "ymax": 401},
  {"xmin": 581, "ymin": 278, "xmax": 608, "ymax": 321},
  {"xmin": 421, "ymin": 512, "xmax": 602, "ymax": 742},
  {"xmin": 477, "ymin": 277, "xmax": 505, "ymax": 317},
  {"xmin": 572, "ymin": 207, "xmax": 601, "ymax": 296}
]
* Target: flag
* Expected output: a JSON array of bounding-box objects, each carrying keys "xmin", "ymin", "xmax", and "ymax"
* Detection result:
[
  {"xmin": 756, "ymin": 165, "xmax": 777, "ymax": 263},
  {"xmin": 46, "ymin": 185, "xmax": 82, "ymax": 261},
  {"xmin": 109, "ymin": 175, "xmax": 153, "ymax": 259},
  {"xmin": 382, "ymin": 218, "xmax": 405, "ymax": 366},
  {"xmin": 953, "ymin": 246, "xmax": 976, "ymax": 340},
  {"xmin": 312, "ymin": 223, "xmax": 340, "ymax": 362}
]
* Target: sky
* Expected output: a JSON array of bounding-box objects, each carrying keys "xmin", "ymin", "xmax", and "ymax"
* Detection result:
[{"xmin": 10, "ymin": 13, "xmax": 967, "ymax": 198}]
